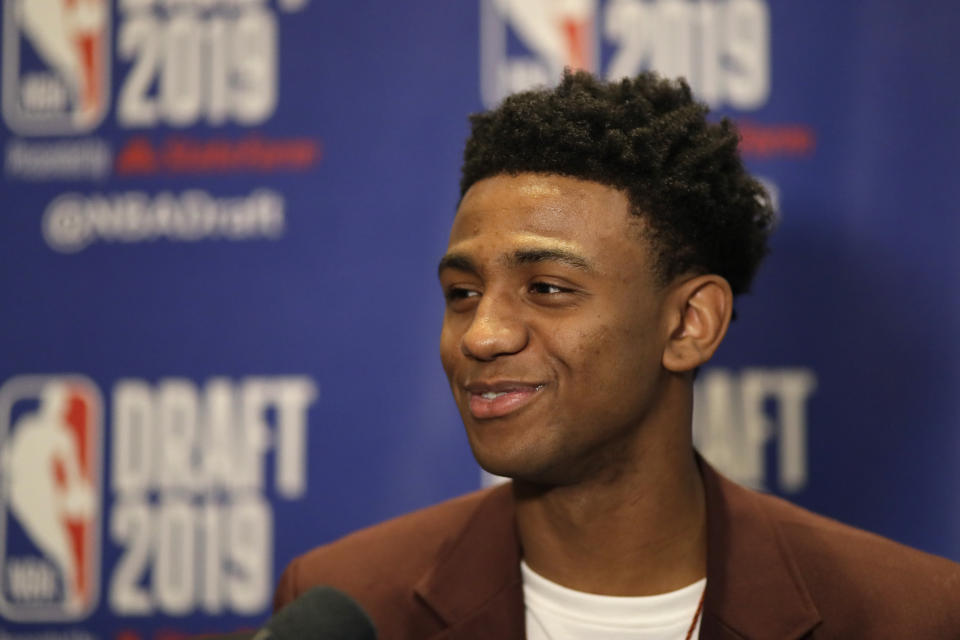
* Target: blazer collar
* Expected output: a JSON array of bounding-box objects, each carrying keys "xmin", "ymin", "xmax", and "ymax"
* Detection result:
[
  {"xmin": 414, "ymin": 483, "xmax": 525, "ymax": 639},
  {"xmin": 414, "ymin": 458, "xmax": 822, "ymax": 640},
  {"xmin": 699, "ymin": 458, "xmax": 821, "ymax": 639}
]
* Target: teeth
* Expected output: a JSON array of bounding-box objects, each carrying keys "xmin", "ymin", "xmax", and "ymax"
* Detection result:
[{"xmin": 481, "ymin": 391, "xmax": 507, "ymax": 399}]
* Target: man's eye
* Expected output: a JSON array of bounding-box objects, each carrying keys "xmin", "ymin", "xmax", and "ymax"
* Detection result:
[
  {"xmin": 529, "ymin": 282, "xmax": 567, "ymax": 295},
  {"xmin": 445, "ymin": 287, "xmax": 479, "ymax": 302}
]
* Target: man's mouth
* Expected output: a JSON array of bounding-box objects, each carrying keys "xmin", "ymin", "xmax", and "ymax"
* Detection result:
[{"xmin": 465, "ymin": 382, "xmax": 545, "ymax": 419}]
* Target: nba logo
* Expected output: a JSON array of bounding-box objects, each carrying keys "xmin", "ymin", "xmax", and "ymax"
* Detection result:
[
  {"xmin": 480, "ymin": 0, "xmax": 598, "ymax": 108},
  {"xmin": 2, "ymin": 0, "xmax": 111, "ymax": 135},
  {"xmin": 0, "ymin": 376, "xmax": 102, "ymax": 621}
]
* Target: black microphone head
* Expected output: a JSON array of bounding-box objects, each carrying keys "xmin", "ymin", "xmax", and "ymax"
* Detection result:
[{"xmin": 260, "ymin": 586, "xmax": 377, "ymax": 640}]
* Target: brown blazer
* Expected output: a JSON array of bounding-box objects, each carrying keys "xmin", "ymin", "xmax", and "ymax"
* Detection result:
[{"xmin": 273, "ymin": 460, "xmax": 960, "ymax": 639}]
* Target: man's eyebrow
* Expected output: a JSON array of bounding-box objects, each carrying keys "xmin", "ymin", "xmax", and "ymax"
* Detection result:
[
  {"xmin": 437, "ymin": 253, "xmax": 478, "ymax": 278},
  {"xmin": 509, "ymin": 247, "xmax": 593, "ymax": 272},
  {"xmin": 438, "ymin": 247, "xmax": 595, "ymax": 277}
]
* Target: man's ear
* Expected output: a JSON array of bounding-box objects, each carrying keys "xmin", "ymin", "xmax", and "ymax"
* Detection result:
[{"xmin": 661, "ymin": 274, "xmax": 733, "ymax": 373}]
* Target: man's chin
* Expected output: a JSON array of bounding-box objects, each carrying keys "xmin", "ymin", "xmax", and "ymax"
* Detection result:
[
  {"xmin": 472, "ymin": 448, "xmax": 576, "ymax": 487},
  {"xmin": 463, "ymin": 420, "xmax": 583, "ymax": 485},
  {"xmin": 472, "ymin": 445, "xmax": 530, "ymax": 478}
]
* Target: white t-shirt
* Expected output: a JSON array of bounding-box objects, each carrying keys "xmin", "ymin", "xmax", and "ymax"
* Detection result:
[{"xmin": 521, "ymin": 560, "xmax": 705, "ymax": 640}]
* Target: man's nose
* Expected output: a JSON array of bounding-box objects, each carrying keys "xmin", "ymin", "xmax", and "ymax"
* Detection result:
[{"xmin": 461, "ymin": 295, "xmax": 528, "ymax": 361}]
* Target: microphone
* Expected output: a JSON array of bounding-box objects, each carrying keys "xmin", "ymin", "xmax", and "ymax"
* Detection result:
[{"xmin": 203, "ymin": 586, "xmax": 377, "ymax": 640}]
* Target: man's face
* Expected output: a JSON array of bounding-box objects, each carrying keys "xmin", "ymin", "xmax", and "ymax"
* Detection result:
[{"xmin": 439, "ymin": 173, "xmax": 676, "ymax": 484}]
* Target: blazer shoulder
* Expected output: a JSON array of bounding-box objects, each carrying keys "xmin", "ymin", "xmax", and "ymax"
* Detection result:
[
  {"xmin": 273, "ymin": 486, "xmax": 500, "ymax": 611},
  {"xmin": 755, "ymin": 490, "xmax": 960, "ymax": 635}
]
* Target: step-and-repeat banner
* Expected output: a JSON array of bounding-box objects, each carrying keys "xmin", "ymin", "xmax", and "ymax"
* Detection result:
[{"xmin": 1, "ymin": 1, "xmax": 958, "ymax": 637}]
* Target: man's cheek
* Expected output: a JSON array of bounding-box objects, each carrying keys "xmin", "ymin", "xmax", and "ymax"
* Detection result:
[
  {"xmin": 439, "ymin": 331, "xmax": 458, "ymax": 372},
  {"xmin": 561, "ymin": 324, "xmax": 617, "ymax": 361}
]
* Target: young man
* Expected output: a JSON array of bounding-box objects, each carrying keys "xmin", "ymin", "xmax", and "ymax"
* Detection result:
[{"xmin": 273, "ymin": 71, "xmax": 960, "ymax": 639}]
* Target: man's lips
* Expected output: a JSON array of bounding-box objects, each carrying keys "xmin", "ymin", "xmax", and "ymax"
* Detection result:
[{"xmin": 464, "ymin": 381, "xmax": 545, "ymax": 419}]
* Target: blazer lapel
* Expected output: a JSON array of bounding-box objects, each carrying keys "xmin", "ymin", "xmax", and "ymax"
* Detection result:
[
  {"xmin": 414, "ymin": 483, "xmax": 525, "ymax": 640},
  {"xmin": 699, "ymin": 458, "xmax": 821, "ymax": 639},
  {"xmin": 412, "ymin": 460, "xmax": 822, "ymax": 640}
]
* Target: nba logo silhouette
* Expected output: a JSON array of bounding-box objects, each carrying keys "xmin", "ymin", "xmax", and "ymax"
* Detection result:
[
  {"xmin": 0, "ymin": 376, "xmax": 102, "ymax": 621},
  {"xmin": 480, "ymin": 0, "xmax": 598, "ymax": 108},
  {"xmin": 2, "ymin": 0, "xmax": 111, "ymax": 135}
]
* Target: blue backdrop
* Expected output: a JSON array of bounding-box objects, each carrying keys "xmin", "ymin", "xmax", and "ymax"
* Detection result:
[{"xmin": 1, "ymin": 1, "xmax": 958, "ymax": 637}]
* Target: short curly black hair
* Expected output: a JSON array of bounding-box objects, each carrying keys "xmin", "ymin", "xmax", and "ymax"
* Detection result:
[{"xmin": 460, "ymin": 70, "xmax": 774, "ymax": 296}]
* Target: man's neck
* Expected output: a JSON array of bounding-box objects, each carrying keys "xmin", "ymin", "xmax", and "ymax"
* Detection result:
[{"xmin": 512, "ymin": 395, "xmax": 706, "ymax": 596}]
